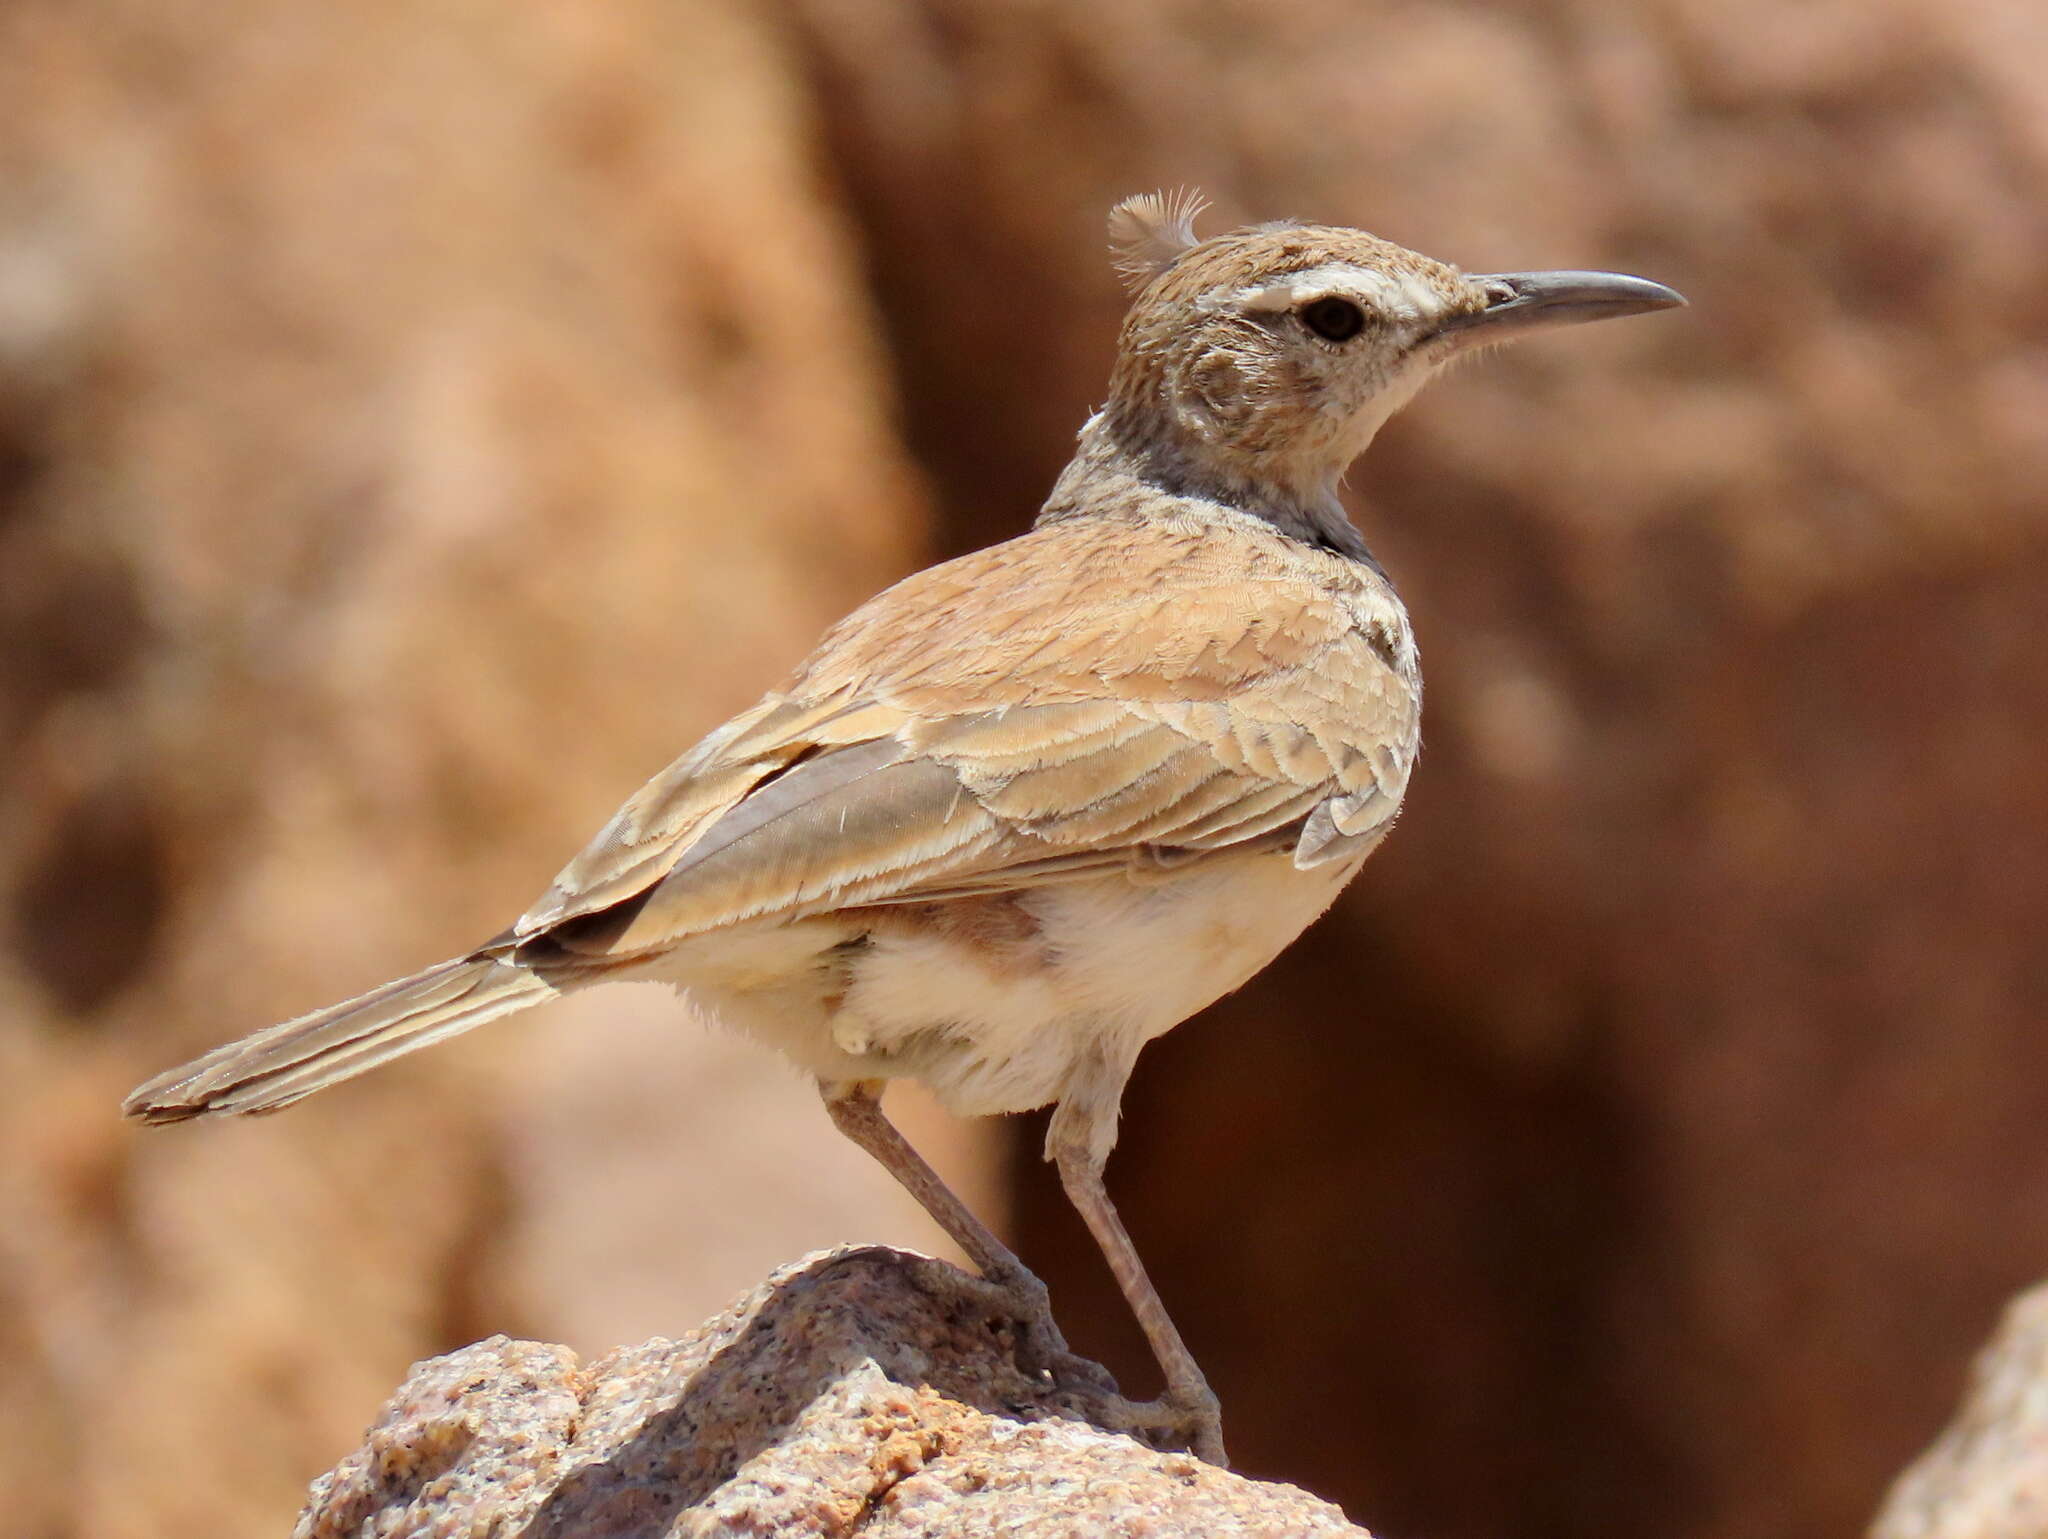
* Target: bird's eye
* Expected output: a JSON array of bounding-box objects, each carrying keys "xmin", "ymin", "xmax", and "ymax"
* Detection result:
[{"xmin": 1299, "ymin": 297, "xmax": 1367, "ymax": 342}]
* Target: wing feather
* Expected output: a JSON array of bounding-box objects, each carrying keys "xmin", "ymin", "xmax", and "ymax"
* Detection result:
[
  {"xmin": 510, "ymin": 516, "xmax": 1419, "ymax": 958},
  {"xmin": 958, "ymin": 723, "xmax": 1190, "ymax": 823},
  {"xmin": 582, "ymin": 752, "xmax": 1007, "ymax": 954}
]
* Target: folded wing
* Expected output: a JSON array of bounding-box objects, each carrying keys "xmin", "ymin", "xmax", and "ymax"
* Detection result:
[{"xmin": 506, "ymin": 518, "xmax": 1417, "ymax": 964}]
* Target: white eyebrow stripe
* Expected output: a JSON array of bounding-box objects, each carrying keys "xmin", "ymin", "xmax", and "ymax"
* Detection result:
[
  {"xmin": 1231, "ymin": 262, "xmax": 1441, "ymax": 325},
  {"xmin": 1240, "ymin": 280, "xmax": 1308, "ymax": 313}
]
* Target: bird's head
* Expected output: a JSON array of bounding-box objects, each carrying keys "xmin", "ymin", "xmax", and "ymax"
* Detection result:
[{"xmin": 1089, "ymin": 190, "xmax": 1683, "ymax": 529}]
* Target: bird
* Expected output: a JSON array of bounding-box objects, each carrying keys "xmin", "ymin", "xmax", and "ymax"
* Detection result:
[{"xmin": 124, "ymin": 190, "xmax": 1683, "ymax": 1466}]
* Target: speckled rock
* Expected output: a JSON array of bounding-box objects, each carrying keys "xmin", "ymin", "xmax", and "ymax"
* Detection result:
[
  {"xmin": 295, "ymin": 1246, "xmax": 1371, "ymax": 1538},
  {"xmin": 1871, "ymin": 1282, "xmax": 2048, "ymax": 1539}
]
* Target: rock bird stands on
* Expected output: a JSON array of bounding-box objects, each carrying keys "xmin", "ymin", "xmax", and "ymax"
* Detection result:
[{"xmin": 127, "ymin": 192, "xmax": 1683, "ymax": 1465}]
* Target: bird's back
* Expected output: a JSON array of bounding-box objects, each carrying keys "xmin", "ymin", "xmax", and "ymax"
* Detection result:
[
  {"xmin": 502, "ymin": 506, "xmax": 1417, "ymax": 1116},
  {"xmin": 519, "ymin": 507, "xmax": 1420, "ymax": 956}
]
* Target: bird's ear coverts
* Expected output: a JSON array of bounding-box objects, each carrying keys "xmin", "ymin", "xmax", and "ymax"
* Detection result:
[{"xmin": 1108, "ymin": 188, "xmax": 1210, "ymax": 292}]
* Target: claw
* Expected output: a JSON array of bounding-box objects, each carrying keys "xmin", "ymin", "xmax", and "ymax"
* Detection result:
[
  {"xmin": 967, "ymin": 1264, "xmax": 1120, "ymax": 1396},
  {"xmin": 1110, "ymin": 1383, "xmax": 1228, "ymax": 1466},
  {"xmin": 1037, "ymin": 1344, "xmax": 1122, "ymax": 1398},
  {"xmin": 949, "ymin": 1262, "xmax": 1221, "ymax": 1461}
]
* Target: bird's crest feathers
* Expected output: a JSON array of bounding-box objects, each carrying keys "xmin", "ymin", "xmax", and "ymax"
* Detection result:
[{"xmin": 1108, "ymin": 188, "xmax": 1210, "ymax": 292}]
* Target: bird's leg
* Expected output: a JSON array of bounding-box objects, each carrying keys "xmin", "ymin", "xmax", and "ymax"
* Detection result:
[
  {"xmin": 818, "ymin": 1078, "xmax": 1109, "ymax": 1392},
  {"xmin": 820, "ymin": 1077, "xmax": 1026, "ymax": 1278},
  {"xmin": 1046, "ymin": 1069, "xmax": 1227, "ymax": 1466}
]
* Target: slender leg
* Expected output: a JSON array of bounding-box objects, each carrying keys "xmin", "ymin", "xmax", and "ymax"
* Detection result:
[
  {"xmin": 820, "ymin": 1077, "xmax": 1027, "ymax": 1280},
  {"xmin": 818, "ymin": 1078, "xmax": 1106, "ymax": 1388},
  {"xmin": 1046, "ymin": 1063, "xmax": 1227, "ymax": 1466}
]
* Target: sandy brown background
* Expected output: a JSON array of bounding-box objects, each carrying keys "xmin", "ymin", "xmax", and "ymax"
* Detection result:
[{"xmin": 2, "ymin": 2, "xmax": 2044, "ymax": 1536}]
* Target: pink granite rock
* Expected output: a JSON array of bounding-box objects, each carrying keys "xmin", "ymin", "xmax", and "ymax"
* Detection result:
[
  {"xmin": 296, "ymin": 1247, "xmax": 1371, "ymax": 1538},
  {"xmin": 1871, "ymin": 1282, "xmax": 2048, "ymax": 1539}
]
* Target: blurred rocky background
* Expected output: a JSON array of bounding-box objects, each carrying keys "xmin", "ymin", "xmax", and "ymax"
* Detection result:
[{"xmin": 1, "ymin": 1, "xmax": 2043, "ymax": 1536}]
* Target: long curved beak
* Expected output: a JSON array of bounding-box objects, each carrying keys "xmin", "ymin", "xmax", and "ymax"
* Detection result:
[{"xmin": 1439, "ymin": 270, "xmax": 1686, "ymax": 344}]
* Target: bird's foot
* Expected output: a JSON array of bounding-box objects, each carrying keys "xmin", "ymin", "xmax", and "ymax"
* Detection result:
[
  {"xmin": 1107, "ymin": 1380, "xmax": 1228, "ymax": 1467},
  {"xmin": 959, "ymin": 1263, "xmax": 1120, "ymax": 1398},
  {"xmin": 951, "ymin": 1263, "xmax": 1223, "ymax": 1462},
  {"xmin": 1033, "ymin": 1343, "xmax": 1124, "ymax": 1399}
]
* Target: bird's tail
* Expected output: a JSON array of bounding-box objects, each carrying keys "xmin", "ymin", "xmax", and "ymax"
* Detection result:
[{"xmin": 122, "ymin": 956, "xmax": 559, "ymax": 1123}]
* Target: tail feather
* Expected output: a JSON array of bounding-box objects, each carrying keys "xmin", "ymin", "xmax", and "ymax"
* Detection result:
[{"xmin": 122, "ymin": 957, "xmax": 559, "ymax": 1123}]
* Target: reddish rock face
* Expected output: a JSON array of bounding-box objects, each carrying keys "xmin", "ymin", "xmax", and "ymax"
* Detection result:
[
  {"xmin": 4, "ymin": 3, "xmax": 2044, "ymax": 1538},
  {"xmin": 0, "ymin": 5, "xmax": 932, "ymax": 1532},
  {"xmin": 788, "ymin": 5, "xmax": 2048, "ymax": 1537}
]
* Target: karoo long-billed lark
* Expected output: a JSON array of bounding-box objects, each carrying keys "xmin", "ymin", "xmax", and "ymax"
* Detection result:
[{"xmin": 126, "ymin": 192, "xmax": 1683, "ymax": 1464}]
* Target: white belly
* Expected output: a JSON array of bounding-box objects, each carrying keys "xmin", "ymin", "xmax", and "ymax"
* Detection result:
[{"xmin": 658, "ymin": 846, "xmax": 1368, "ymax": 1120}]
